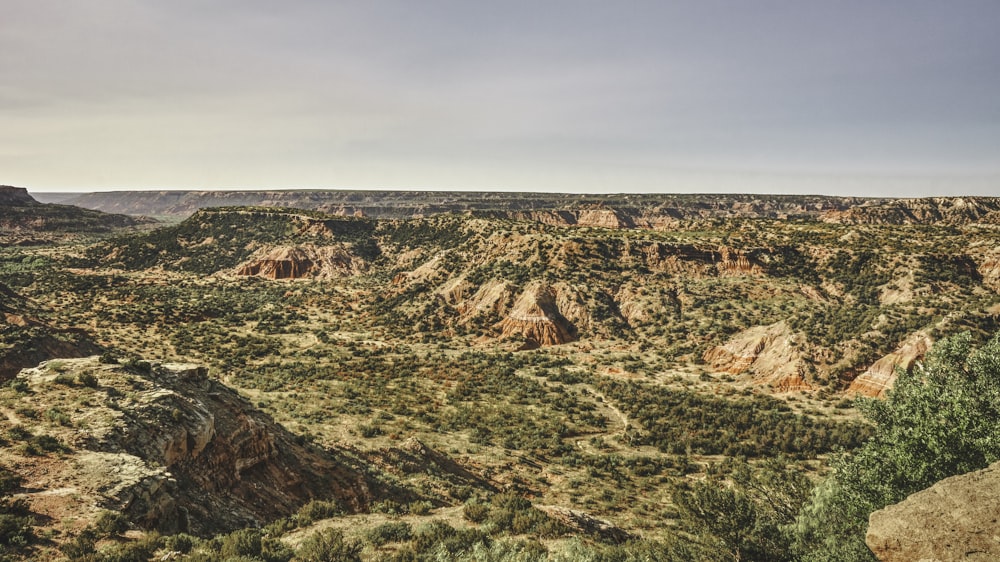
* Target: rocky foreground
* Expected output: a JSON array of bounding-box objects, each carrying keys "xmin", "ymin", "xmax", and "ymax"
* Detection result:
[{"xmin": 0, "ymin": 356, "xmax": 375, "ymax": 536}]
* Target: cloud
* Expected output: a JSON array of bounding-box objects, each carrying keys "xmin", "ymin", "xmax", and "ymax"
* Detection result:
[{"xmin": 2, "ymin": 1, "xmax": 999, "ymax": 193}]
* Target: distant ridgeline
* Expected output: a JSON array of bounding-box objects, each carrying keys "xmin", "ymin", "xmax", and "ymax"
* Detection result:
[
  {"xmin": 1, "ymin": 185, "xmax": 151, "ymax": 242},
  {"xmin": 48, "ymin": 189, "xmax": 1000, "ymax": 226}
]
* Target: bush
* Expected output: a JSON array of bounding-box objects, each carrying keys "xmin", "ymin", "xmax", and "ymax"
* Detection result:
[
  {"xmin": 220, "ymin": 528, "xmax": 262, "ymax": 559},
  {"xmin": 297, "ymin": 499, "xmax": 340, "ymax": 524},
  {"xmin": 365, "ymin": 521, "xmax": 412, "ymax": 546},
  {"xmin": 294, "ymin": 528, "xmax": 361, "ymax": 562},
  {"xmin": 463, "ymin": 501, "xmax": 489, "ymax": 523},
  {"xmin": 94, "ymin": 510, "xmax": 130, "ymax": 537},
  {"xmin": 78, "ymin": 372, "xmax": 99, "ymax": 388}
]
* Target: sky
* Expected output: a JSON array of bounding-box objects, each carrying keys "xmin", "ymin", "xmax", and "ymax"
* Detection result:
[{"xmin": 2, "ymin": 1, "xmax": 999, "ymax": 196}]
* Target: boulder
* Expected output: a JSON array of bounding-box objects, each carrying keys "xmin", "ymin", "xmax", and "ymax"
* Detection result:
[{"xmin": 867, "ymin": 461, "xmax": 1000, "ymax": 562}]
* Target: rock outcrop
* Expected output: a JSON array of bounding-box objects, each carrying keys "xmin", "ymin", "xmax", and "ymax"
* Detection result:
[
  {"xmin": 715, "ymin": 246, "xmax": 763, "ymax": 276},
  {"xmin": 6, "ymin": 357, "xmax": 375, "ymax": 535},
  {"xmin": 456, "ymin": 279, "xmax": 517, "ymax": 320},
  {"xmin": 234, "ymin": 245, "xmax": 365, "ymax": 279},
  {"xmin": 0, "ymin": 185, "xmax": 37, "ymax": 206},
  {"xmin": 538, "ymin": 506, "xmax": 634, "ymax": 544},
  {"xmin": 703, "ymin": 322, "xmax": 811, "ymax": 390},
  {"xmin": 867, "ymin": 461, "xmax": 1000, "ymax": 562},
  {"xmin": 971, "ymin": 248, "xmax": 1000, "ymax": 292},
  {"xmin": 496, "ymin": 283, "xmax": 577, "ymax": 349},
  {"xmin": 847, "ymin": 333, "xmax": 932, "ymax": 397}
]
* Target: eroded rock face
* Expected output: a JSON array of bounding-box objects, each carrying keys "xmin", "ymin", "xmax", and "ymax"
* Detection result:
[
  {"xmin": 456, "ymin": 279, "xmax": 517, "ymax": 320},
  {"xmin": 847, "ymin": 333, "xmax": 932, "ymax": 397},
  {"xmin": 703, "ymin": 322, "xmax": 810, "ymax": 390},
  {"xmin": 0, "ymin": 185, "xmax": 37, "ymax": 206},
  {"xmin": 234, "ymin": 245, "xmax": 364, "ymax": 279},
  {"xmin": 867, "ymin": 461, "xmax": 1000, "ymax": 562},
  {"xmin": 715, "ymin": 247, "xmax": 763, "ymax": 276},
  {"xmin": 11, "ymin": 357, "xmax": 374, "ymax": 535},
  {"xmin": 971, "ymin": 248, "xmax": 1000, "ymax": 292},
  {"xmin": 496, "ymin": 283, "xmax": 577, "ymax": 348}
]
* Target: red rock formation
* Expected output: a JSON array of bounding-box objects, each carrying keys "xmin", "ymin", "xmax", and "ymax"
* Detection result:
[
  {"xmin": 847, "ymin": 333, "xmax": 932, "ymax": 397},
  {"xmin": 972, "ymin": 249, "xmax": 1000, "ymax": 291},
  {"xmin": 715, "ymin": 247, "xmax": 762, "ymax": 276},
  {"xmin": 703, "ymin": 322, "xmax": 811, "ymax": 391},
  {"xmin": 574, "ymin": 208, "xmax": 635, "ymax": 229},
  {"xmin": 234, "ymin": 245, "xmax": 363, "ymax": 279},
  {"xmin": 496, "ymin": 283, "xmax": 577, "ymax": 348}
]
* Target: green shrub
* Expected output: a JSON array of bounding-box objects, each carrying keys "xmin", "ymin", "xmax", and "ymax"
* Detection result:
[
  {"xmin": 294, "ymin": 528, "xmax": 361, "ymax": 562},
  {"xmin": 365, "ymin": 521, "xmax": 412, "ymax": 546},
  {"xmin": 462, "ymin": 501, "xmax": 489, "ymax": 524},
  {"xmin": 297, "ymin": 499, "xmax": 341, "ymax": 524},
  {"xmin": 793, "ymin": 332, "xmax": 1000, "ymax": 561},
  {"xmin": 94, "ymin": 510, "xmax": 130, "ymax": 537},
  {"xmin": 78, "ymin": 372, "xmax": 99, "ymax": 388}
]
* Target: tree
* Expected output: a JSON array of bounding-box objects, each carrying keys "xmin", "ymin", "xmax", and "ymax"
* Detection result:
[
  {"xmin": 793, "ymin": 332, "xmax": 1000, "ymax": 561},
  {"xmin": 673, "ymin": 458, "xmax": 811, "ymax": 562}
]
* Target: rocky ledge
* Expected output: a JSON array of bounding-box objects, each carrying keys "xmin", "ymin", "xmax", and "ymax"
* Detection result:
[
  {"xmin": 867, "ymin": 461, "xmax": 1000, "ymax": 562},
  {"xmin": 3, "ymin": 356, "xmax": 376, "ymax": 535}
]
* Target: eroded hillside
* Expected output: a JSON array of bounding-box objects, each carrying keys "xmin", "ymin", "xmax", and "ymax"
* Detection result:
[{"xmin": 80, "ymin": 206, "xmax": 1000, "ymax": 394}]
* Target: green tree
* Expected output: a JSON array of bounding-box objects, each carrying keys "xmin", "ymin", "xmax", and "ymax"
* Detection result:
[
  {"xmin": 673, "ymin": 458, "xmax": 811, "ymax": 562},
  {"xmin": 793, "ymin": 332, "xmax": 1000, "ymax": 561}
]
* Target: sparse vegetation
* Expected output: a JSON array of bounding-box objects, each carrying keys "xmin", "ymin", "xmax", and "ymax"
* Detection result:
[{"xmin": 0, "ymin": 197, "xmax": 998, "ymax": 560}]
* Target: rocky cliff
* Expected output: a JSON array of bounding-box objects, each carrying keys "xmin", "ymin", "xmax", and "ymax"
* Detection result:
[
  {"xmin": 234, "ymin": 245, "xmax": 366, "ymax": 279},
  {"xmin": 2, "ymin": 357, "xmax": 377, "ymax": 535},
  {"xmin": 0, "ymin": 185, "xmax": 149, "ymax": 242},
  {"xmin": 703, "ymin": 322, "xmax": 811, "ymax": 390},
  {"xmin": 867, "ymin": 461, "xmax": 1000, "ymax": 562},
  {"xmin": 0, "ymin": 185, "xmax": 37, "ymax": 206},
  {"xmin": 847, "ymin": 332, "xmax": 932, "ymax": 397},
  {"xmin": 496, "ymin": 283, "xmax": 578, "ymax": 349},
  {"xmin": 0, "ymin": 283, "xmax": 99, "ymax": 380}
]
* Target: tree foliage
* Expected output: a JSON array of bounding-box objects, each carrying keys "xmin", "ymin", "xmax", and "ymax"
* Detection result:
[{"xmin": 793, "ymin": 332, "xmax": 1000, "ymax": 561}]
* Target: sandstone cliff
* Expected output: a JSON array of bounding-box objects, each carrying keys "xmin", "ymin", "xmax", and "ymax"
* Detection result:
[
  {"xmin": 2, "ymin": 357, "xmax": 376, "ymax": 535},
  {"xmin": 496, "ymin": 283, "xmax": 577, "ymax": 349},
  {"xmin": 867, "ymin": 461, "xmax": 1000, "ymax": 562},
  {"xmin": 847, "ymin": 332, "xmax": 932, "ymax": 397},
  {"xmin": 234, "ymin": 244, "xmax": 366, "ymax": 279},
  {"xmin": 703, "ymin": 322, "xmax": 811, "ymax": 390}
]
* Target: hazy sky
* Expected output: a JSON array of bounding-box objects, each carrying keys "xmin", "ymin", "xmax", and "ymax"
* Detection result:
[{"xmin": 3, "ymin": 2, "xmax": 999, "ymax": 195}]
